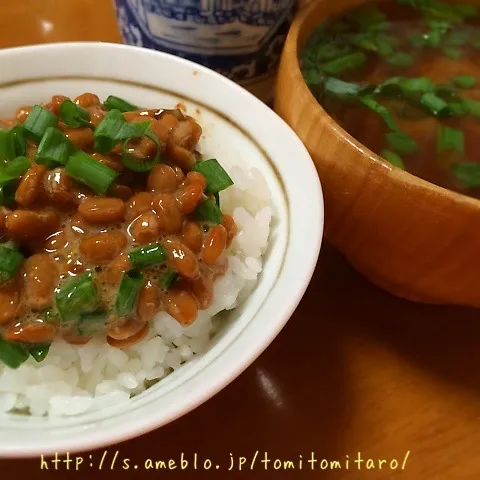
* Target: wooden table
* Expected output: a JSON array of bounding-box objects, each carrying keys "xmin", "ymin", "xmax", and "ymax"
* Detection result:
[{"xmin": 1, "ymin": 1, "xmax": 480, "ymax": 478}]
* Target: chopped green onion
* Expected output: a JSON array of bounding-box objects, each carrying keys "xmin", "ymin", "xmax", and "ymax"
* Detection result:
[
  {"xmin": 43, "ymin": 308, "xmax": 59, "ymax": 323},
  {"xmin": 93, "ymin": 109, "xmax": 125, "ymax": 153},
  {"xmin": 361, "ymin": 97, "xmax": 399, "ymax": 132},
  {"xmin": 444, "ymin": 30, "xmax": 470, "ymax": 47},
  {"xmin": 0, "ymin": 244, "xmax": 24, "ymax": 283},
  {"xmin": 115, "ymin": 270, "xmax": 144, "ymax": 317},
  {"xmin": 29, "ymin": 344, "xmax": 50, "ymax": 363},
  {"xmin": 452, "ymin": 163, "xmax": 480, "ymax": 188},
  {"xmin": 0, "ymin": 182, "xmax": 17, "ymax": 207},
  {"xmin": 378, "ymin": 77, "xmax": 436, "ymax": 97},
  {"xmin": 401, "ymin": 77, "xmax": 436, "ymax": 95},
  {"xmin": 461, "ymin": 98, "xmax": 480, "ymax": 117},
  {"xmin": 0, "ymin": 130, "xmax": 16, "ymax": 162},
  {"xmin": 375, "ymin": 34, "xmax": 396, "ymax": 57},
  {"xmin": 0, "ymin": 156, "xmax": 30, "ymax": 184},
  {"xmin": 410, "ymin": 33, "xmax": 427, "ymax": 48},
  {"xmin": 437, "ymin": 126, "xmax": 464, "ymax": 154},
  {"xmin": 424, "ymin": 20, "xmax": 451, "ymax": 46},
  {"xmin": 193, "ymin": 158, "xmax": 234, "ymax": 193},
  {"xmin": 194, "ymin": 198, "xmax": 222, "ymax": 224},
  {"xmin": 380, "ymin": 150, "xmax": 405, "ymax": 169},
  {"xmin": 443, "ymin": 47, "xmax": 462, "ymax": 60},
  {"xmin": 348, "ymin": 33, "xmax": 378, "ymax": 52},
  {"xmin": 323, "ymin": 77, "xmax": 361, "ymax": 98},
  {"xmin": 0, "ymin": 336, "xmax": 28, "ymax": 369},
  {"xmin": 22, "ymin": 105, "xmax": 58, "ymax": 143},
  {"xmin": 420, "ymin": 92, "xmax": 453, "ymax": 117},
  {"xmin": 387, "ymin": 52, "xmax": 414, "ymax": 68},
  {"xmin": 386, "ymin": 131, "xmax": 419, "ymax": 156},
  {"xmin": 65, "ymin": 150, "xmax": 118, "ymax": 195},
  {"xmin": 302, "ymin": 68, "xmax": 323, "ymax": 86},
  {"xmin": 104, "ymin": 95, "xmax": 138, "ymax": 112},
  {"xmin": 121, "ymin": 130, "xmax": 162, "ymax": 172},
  {"xmin": 449, "ymin": 102, "xmax": 469, "ymax": 116},
  {"xmin": 59, "ymin": 100, "xmax": 91, "ymax": 128},
  {"xmin": 93, "ymin": 109, "xmax": 152, "ymax": 154},
  {"xmin": 35, "ymin": 127, "xmax": 73, "ymax": 168},
  {"xmin": 160, "ymin": 268, "xmax": 178, "ymax": 289},
  {"xmin": 77, "ymin": 310, "xmax": 108, "ymax": 336},
  {"xmin": 321, "ymin": 52, "xmax": 366, "ymax": 76},
  {"xmin": 452, "ymin": 75, "xmax": 477, "ymax": 88},
  {"xmin": 10, "ymin": 125, "xmax": 26, "ymax": 157},
  {"xmin": 315, "ymin": 41, "xmax": 352, "ymax": 62},
  {"xmin": 128, "ymin": 243, "xmax": 167, "ymax": 269},
  {"xmin": 56, "ymin": 272, "xmax": 100, "ymax": 323}
]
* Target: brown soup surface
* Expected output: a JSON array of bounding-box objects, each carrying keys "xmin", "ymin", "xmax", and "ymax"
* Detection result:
[{"xmin": 302, "ymin": 0, "xmax": 480, "ymax": 198}]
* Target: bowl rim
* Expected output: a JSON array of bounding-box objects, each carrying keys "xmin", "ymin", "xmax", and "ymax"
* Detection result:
[
  {"xmin": 0, "ymin": 41, "xmax": 324, "ymax": 457},
  {"xmin": 281, "ymin": 0, "xmax": 480, "ymax": 209}
]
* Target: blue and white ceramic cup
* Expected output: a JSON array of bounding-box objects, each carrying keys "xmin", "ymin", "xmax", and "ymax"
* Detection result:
[{"xmin": 113, "ymin": 0, "xmax": 297, "ymax": 103}]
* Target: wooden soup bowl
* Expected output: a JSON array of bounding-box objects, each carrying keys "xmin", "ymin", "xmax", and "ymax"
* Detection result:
[{"xmin": 275, "ymin": 0, "xmax": 480, "ymax": 307}]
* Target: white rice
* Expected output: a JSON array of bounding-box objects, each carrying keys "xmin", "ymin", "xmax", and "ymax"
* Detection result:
[{"xmin": 0, "ymin": 165, "xmax": 272, "ymax": 417}]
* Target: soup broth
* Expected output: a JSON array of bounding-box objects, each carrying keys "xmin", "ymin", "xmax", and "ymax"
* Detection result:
[{"xmin": 302, "ymin": 0, "xmax": 480, "ymax": 198}]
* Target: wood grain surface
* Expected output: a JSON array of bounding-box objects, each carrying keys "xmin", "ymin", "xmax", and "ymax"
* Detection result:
[{"xmin": 0, "ymin": 1, "xmax": 479, "ymax": 478}]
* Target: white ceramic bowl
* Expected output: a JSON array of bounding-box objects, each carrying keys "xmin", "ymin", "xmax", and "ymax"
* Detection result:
[{"xmin": 0, "ymin": 42, "xmax": 323, "ymax": 457}]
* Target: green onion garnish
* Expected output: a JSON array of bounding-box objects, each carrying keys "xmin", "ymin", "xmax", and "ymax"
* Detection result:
[
  {"xmin": 462, "ymin": 98, "xmax": 480, "ymax": 117},
  {"xmin": 443, "ymin": 47, "xmax": 462, "ymax": 60},
  {"xmin": 93, "ymin": 109, "xmax": 152, "ymax": 153},
  {"xmin": 323, "ymin": 77, "xmax": 361, "ymax": 98},
  {"xmin": 22, "ymin": 105, "xmax": 58, "ymax": 143},
  {"xmin": 193, "ymin": 158, "xmax": 234, "ymax": 193},
  {"xmin": 0, "ymin": 156, "xmax": 30, "ymax": 184},
  {"xmin": 387, "ymin": 52, "xmax": 414, "ymax": 68},
  {"xmin": 420, "ymin": 92, "xmax": 453, "ymax": 117},
  {"xmin": 29, "ymin": 344, "xmax": 50, "ymax": 363},
  {"xmin": 444, "ymin": 30, "xmax": 470, "ymax": 47},
  {"xmin": 321, "ymin": 52, "xmax": 366, "ymax": 76},
  {"xmin": 43, "ymin": 308, "xmax": 59, "ymax": 323},
  {"xmin": 361, "ymin": 97, "xmax": 399, "ymax": 132},
  {"xmin": 115, "ymin": 270, "xmax": 144, "ymax": 317},
  {"xmin": 452, "ymin": 163, "xmax": 480, "ymax": 188},
  {"xmin": 0, "ymin": 244, "xmax": 24, "ymax": 283},
  {"xmin": 77, "ymin": 310, "xmax": 108, "ymax": 336},
  {"xmin": 449, "ymin": 102, "xmax": 469, "ymax": 116},
  {"xmin": 437, "ymin": 126, "xmax": 464, "ymax": 154},
  {"xmin": 35, "ymin": 127, "xmax": 73, "ymax": 168},
  {"xmin": 452, "ymin": 75, "xmax": 477, "ymax": 89},
  {"xmin": 104, "ymin": 95, "xmax": 137, "ymax": 112},
  {"xmin": 121, "ymin": 130, "xmax": 162, "ymax": 172},
  {"xmin": 10, "ymin": 125, "xmax": 26, "ymax": 157},
  {"xmin": 128, "ymin": 244, "xmax": 167, "ymax": 269},
  {"xmin": 0, "ymin": 182, "xmax": 17, "ymax": 207},
  {"xmin": 59, "ymin": 100, "xmax": 91, "ymax": 129},
  {"xmin": 0, "ymin": 130, "xmax": 16, "ymax": 162},
  {"xmin": 0, "ymin": 336, "xmax": 28, "ymax": 369},
  {"xmin": 375, "ymin": 34, "xmax": 396, "ymax": 57},
  {"xmin": 400, "ymin": 77, "xmax": 436, "ymax": 95},
  {"xmin": 385, "ymin": 131, "xmax": 419, "ymax": 156},
  {"xmin": 194, "ymin": 198, "xmax": 222, "ymax": 224},
  {"xmin": 380, "ymin": 150, "xmax": 405, "ymax": 169},
  {"xmin": 56, "ymin": 272, "xmax": 100, "ymax": 323},
  {"xmin": 160, "ymin": 268, "xmax": 178, "ymax": 289},
  {"xmin": 65, "ymin": 150, "xmax": 118, "ymax": 195}
]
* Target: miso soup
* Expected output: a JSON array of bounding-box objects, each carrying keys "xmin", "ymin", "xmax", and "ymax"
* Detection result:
[{"xmin": 301, "ymin": 0, "xmax": 480, "ymax": 199}]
